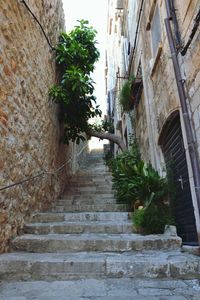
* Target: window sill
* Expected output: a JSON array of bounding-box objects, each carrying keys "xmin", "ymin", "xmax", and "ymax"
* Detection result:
[{"xmin": 150, "ymin": 42, "xmax": 163, "ymax": 76}]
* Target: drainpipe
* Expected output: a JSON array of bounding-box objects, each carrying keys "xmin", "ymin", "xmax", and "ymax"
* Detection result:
[
  {"xmin": 165, "ymin": 0, "xmax": 182, "ymax": 49},
  {"xmin": 165, "ymin": 0, "xmax": 200, "ymax": 238}
]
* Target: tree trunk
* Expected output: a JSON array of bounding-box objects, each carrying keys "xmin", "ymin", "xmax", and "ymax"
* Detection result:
[{"xmin": 87, "ymin": 128, "xmax": 127, "ymax": 152}]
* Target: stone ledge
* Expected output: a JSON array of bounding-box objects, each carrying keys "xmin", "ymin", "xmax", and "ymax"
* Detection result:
[
  {"xmin": 182, "ymin": 245, "xmax": 200, "ymax": 257},
  {"xmin": 0, "ymin": 251, "xmax": 199, "ymax": 281}
]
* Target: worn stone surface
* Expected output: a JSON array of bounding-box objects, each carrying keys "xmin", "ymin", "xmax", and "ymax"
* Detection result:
[
  {"xmin": 1, "ymin": 250, "xmax": 199, "ymax": 281},
  {"xmin": 132, "ymin": 0, "xmax": 200, "ymax": 167},
  {"xmin": 10, "ymin": 169, "xmax": 182, "ymax": 253},
  {"xmin": 0, "ymin": 278, "xmax": 200, "ymax": 300},
  {"xmin": 51, "ymin": 203, "xmax": 128, "ymax": 213},
  {"xmin": 11, "ymin": 232, "xmax": 182, "ymax": 253},
  {"xmin": 132, "ymin": 0, "xmax": 200, "ymax": 166},
  {"xmin": 0, "ymin": 152, "xmax": 200, "ymax": 298},
  {"xmin": 0, "ymin": 153, "xmax": 199, "ymax": 284},
  {"xmin": 31, "ymin": 212, "xmax": 130, "ymax": 223},
  {"xmin": 107, "ymin": 0, "xmax": 200, "ymax": 240},
  {"xmin": 0, "ymin": 0, "xmax": 72, "ymax": 253},
  {"xmin": 24, "ymin": 220, "xmax": 133, "ymax": 234},
  {"xmin": 182, "ymin": 245, "xmax": 200, "ymax": 257}
]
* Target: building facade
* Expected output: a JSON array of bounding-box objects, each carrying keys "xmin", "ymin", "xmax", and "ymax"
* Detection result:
[{"xmin": 106, "ymin": 0, "xmax": 200, "ymax": 245}]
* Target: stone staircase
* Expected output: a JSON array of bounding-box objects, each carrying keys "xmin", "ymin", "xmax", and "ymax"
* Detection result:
[{"xmin": 0, "ymin": 150, "xmax": 200, "ymax": 299}]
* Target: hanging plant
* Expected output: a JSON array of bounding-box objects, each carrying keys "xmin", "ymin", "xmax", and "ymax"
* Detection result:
[{"xmin": 119, "ymin": 76, "xmax": 135, "ymax": 112}]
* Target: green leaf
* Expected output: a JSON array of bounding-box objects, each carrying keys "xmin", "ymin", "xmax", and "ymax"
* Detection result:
[{"xmin": 49, "ymin": 20, "xmax": 102, "ymax": 143}]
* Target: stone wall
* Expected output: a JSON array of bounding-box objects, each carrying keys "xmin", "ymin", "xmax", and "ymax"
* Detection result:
[
  {"xmin": 134, "ymin": 91, "xmax": 150, "ymax": 162},
  {"xmin": 126, "ymin": 0, "xmax": 200, "ymax": 172},
  {"xmin": 175, "ymin": 0, "xmax": 200, "ymax": 160},
  {"xmin": 0, "ymin": 0, "xmax": 72, "ymax": 253},
  {"xmin": 120, "ymin": 0, "xmax": 200, "ymax": 238}
]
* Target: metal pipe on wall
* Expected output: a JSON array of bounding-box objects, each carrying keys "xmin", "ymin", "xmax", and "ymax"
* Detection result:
[{"xmin": 165, "ymin": 0, "xmax": 200, "ymax": 242}]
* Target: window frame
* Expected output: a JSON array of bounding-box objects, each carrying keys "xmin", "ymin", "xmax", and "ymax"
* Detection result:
[
  {"xmin": 151, "ymin": 4, "xmax": 162, "ymax": 58},
  {"xmin": 146, "ymin": 1, "xmax": 163, "ymax": 76}
]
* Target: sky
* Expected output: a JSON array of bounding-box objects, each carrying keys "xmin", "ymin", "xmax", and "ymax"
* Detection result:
[{"xmin": 62, "ymin": 0, "xmax": 108, "ymax": 115}]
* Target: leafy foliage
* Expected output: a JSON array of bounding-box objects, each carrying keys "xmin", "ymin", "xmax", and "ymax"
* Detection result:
[
  {"xmin": 119, "ymin": 76, "xmax": 135, "ymax": 112},
  {"xmin": 93, "ymin": 119, "xmax": 114, "ymax": 133},
  {"xmin": 49, "ymin": 20, "xmax": 102, "ymax": 144},
  {"xmin": 108, "ymin": 141, "xmax": 174, "ymax": 234},
  {"xmin": 108, "ymin": 142, "xmax": 140, "ymax": 204},
  {"xmin": 133, "ymin": 204, "xmax": 175, "ymax": 234}
]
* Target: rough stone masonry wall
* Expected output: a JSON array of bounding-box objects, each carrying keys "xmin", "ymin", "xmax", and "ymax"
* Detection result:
[
  {"xmin": 128, "ymin": 0, "xmax": 200, "ymax": 172},
  {"xmin": 0, "ymin": 0, "xmax": 71, "ymax": 253},
  {"xmin": 175, "ymin": 0, "xmax": 200, "ymax": 161}
]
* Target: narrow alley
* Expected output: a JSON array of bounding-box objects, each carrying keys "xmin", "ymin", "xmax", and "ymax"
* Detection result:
[
  {"xmin": 1, "ymin": 0, "xmax": 200, "ymax": 299},
  {"xmin": 0, "ymin": 150, "xmax": 200, "ymax": 299}
]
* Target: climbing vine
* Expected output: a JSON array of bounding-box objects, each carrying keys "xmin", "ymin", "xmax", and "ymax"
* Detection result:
[{"xmin": 49, "ymin": 20, "xmax": 102, "ymax": 144}]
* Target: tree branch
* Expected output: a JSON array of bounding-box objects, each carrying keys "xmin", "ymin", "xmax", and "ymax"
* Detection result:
[{"xmin": 87, "ymin": 128, "xmax": 127, "ymax": 152}]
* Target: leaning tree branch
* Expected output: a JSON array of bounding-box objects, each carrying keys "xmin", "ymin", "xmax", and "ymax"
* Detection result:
[{"xmin": 87, "ymin": 128, "xmax": 127, "ymax": 152}]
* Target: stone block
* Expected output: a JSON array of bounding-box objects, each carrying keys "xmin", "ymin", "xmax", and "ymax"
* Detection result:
[{"xmin": 0, "ymin": 0, "xmax": 69, "ymax": 253}]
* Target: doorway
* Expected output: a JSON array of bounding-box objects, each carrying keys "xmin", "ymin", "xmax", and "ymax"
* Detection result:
[{"xmin": 159, "ymin": 111, "xmax": 198, "ymax": 245}]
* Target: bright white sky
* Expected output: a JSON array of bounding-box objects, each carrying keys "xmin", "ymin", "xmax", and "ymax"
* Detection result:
[{"xmin": 62, "ymin": 0, "xmax": 108, "ymax": 115}]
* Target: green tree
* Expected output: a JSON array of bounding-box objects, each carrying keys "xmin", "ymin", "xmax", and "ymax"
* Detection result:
[{"xmin": 50, "ymin": 20, "xmax": 126, "ymax": 150}]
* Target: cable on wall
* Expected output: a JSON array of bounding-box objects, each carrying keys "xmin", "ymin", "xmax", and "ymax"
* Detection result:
[
  {"xmin": 181, "ymin": 6, "xmax": 200, "ymax": 56},
  {"xmin": 20, "ymin": 0, "xmax": 55, "ymax": 51}
]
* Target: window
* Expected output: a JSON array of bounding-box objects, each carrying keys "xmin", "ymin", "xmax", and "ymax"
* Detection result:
[
  {"xmin": 151, "ymin": 5, "xmax": 161, "ymax": 57},
  {"xmin": 115, "ymin": 0, "xmax": 123, "ymax": 10},
  {"xmin": 130, "ymin": 62, "xmax": 143, "ymax": 108},
  {"xmin": 146, "ymin": 3, "xmax": 163, "ymax": 75}
]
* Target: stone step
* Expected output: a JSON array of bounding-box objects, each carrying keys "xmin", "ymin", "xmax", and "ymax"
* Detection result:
[
  {"xmin": 64, "ymin": 190, "xmax": 115, "ymax": 196},
  {"xmin": 51, "ymin": 203, "xmax": 129, "ymax": 213},
  {"xmin": 61, "ymin": 194, "xmax": 116, "ymax": 200},
  {"xmin": 70, "ymin": 175, "xmax": 112, "ymax": 182},
  {"xmin": 65, "ymin": 188, "xmax": 113, "ymax": 195},
  {"xmin": 68, "ymin": 182, "xmax": 112, "ymax": 192},
  {"xmin": 67, "ymin": 182, "xmax": 113, "ymax": 187},
  {"xmin": 32, "ymin": 212, "xmax": 130, "ymax": 223},
  {"xmin": 11, "ymin": 233, "xmax": 182, "ymax": 253},
  {"xmin": 88, "ymin": 167, "xmax": 108, "ymax": 171},
  {"xmin": 0, "ymin": 251, "xmax": 199, "ymax": 281},
  {"xmin": 70, "ymin": 174, "xmax": 108, "ymax": 178},
  {"xmin": 1, "ymin": 278, "xmax": 200, "ymax": 300},
  {"xmin": 83, "ymin": 171, "xmax": 110, "ymax": 176},
  {"xmin": 67, "ymin": 181, "xmax": 113, "ymax": 188},
  {"xmin": 56, "ymin": 197, "xmax": 117, "ymax": 205},
  {"xmin": 24, "ymin": 221, "xmax": 133, "ymax": 234},
  {"xmin": 65, "ymin": 194, "xmax": 116, "ymax": 200},
  {"xmin": 69, "ymin": 178, "xmax": 112, "ymax": 184}
]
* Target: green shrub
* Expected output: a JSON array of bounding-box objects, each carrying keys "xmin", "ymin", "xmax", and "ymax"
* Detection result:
[
  {"xmin": 108, "ymin": 142, "xmax": 141, "ymax": 204},
  {"xmin": 109, "ymin": 141, "xmax": 175, "ymax": 234},
  {"xmin": 109, "ymin": 142, "xmax": 168, "ymax": 208},
  {"xmin": 133, "ymin": 204, "xmax": 175, "ymax": 234},
  {"xmin": 104, "ymin": 150, "xmax": 114, "ymax": 166}
]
